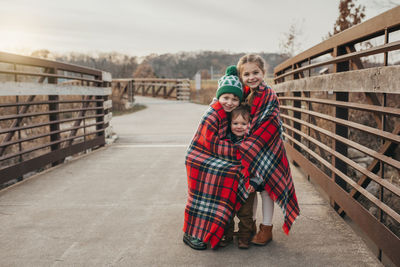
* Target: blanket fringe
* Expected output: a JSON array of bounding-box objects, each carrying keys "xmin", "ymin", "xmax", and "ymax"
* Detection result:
[{"xmin": 282, "ymin": 222, "xmax": 290, "ymax": 235}]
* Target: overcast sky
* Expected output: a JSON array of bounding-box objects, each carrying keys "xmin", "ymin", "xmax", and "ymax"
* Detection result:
[{"xmin": 0, "ymin": 0, "xmax": 396, "ymax": 57}]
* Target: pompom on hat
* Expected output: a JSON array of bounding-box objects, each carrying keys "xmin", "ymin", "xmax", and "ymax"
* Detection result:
[{"xmin": 216, "ymin": 65, "xmax": 243, "ymax": 101}]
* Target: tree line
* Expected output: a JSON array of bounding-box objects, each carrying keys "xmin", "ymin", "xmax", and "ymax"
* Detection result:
[{"xmin": 30, "ymin": 49, "xmax": 288, "ymax": 79}]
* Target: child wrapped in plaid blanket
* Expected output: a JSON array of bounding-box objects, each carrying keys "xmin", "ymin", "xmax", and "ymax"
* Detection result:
[
  {"xmin": 183, "ymin": 67, "xmax": 249, "ymax": 249},
  {"xmin": 238, "ymin": 54, "xmax": 299, "ymax": 246},
  {"xmin": 183, "ymin": 61, "xmax": 300, "ymax": 249}
]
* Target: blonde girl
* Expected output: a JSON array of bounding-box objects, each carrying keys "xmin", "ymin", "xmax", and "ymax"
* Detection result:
[{"xmin": 236, "ymin": 54, "xmax": 300, "ymax": 245}]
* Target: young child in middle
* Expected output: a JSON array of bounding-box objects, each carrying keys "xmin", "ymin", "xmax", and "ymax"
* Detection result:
[{"xmin": 219, "ymin": 104, "xmax": 260, "ymax": 249}]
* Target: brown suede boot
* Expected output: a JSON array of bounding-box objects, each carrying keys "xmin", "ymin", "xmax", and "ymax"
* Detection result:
[
  {"xmin": 238, "ymin": 237, "xmax": 250, "ymax": 249},
  {"xmin": 219, "ymin": 218, "xmax": 235, "ymax": 248},
  {"xmin": 218, "ymin": 235, "xmax": 233, "ymax": 247},
  {"xmin": 251, "ymin": 224, "xmax": 273, "ymax": 246}
]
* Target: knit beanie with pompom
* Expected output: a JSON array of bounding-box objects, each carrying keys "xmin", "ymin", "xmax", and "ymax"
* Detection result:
[{"xmin": 216, "ymin": 65, "xmax": 243, "ymax": 101}]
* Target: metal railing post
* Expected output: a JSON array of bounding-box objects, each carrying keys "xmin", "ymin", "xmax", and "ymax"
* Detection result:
[{"xmin": 48, "ymin": 67, "xmax": 62, "ymax": 166}]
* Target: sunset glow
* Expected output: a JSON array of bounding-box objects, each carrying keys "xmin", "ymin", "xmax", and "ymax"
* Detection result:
[
  {"xmin": 0, "ymin": 12, "xmax": 43, "ymax": 55},
  {"xmin": 0, "ymin": 0, "xmax": 396, "ymax": 57}
]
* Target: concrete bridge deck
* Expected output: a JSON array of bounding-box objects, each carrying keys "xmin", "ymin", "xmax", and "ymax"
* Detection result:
[{"xmin": 0, "ymin": 96, "xmax": 381, "ymax": 266}]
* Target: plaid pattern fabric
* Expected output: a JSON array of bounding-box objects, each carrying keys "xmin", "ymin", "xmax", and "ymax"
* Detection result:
[
  {"xmin": 184, "ymin": 101, "xmax": 249, "ymax": 248},
  {"xmin": 238, "ymin": 83, "xmax": 300, "ymax": 234}
]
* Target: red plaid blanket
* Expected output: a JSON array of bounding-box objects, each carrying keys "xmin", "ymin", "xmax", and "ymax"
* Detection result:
[
  {"xmin": 238, "ymin": 83, "xmax": 300, "ymax": 234},
  {"xmin": 184, "ymin": 84, "xmax": 299, "ymax": 248},
  {"xmin": 183, "ymin": 101, "xmax": 248, "ymax": 248}
]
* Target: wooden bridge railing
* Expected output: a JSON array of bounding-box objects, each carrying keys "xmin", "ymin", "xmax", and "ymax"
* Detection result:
[
  {"xmin": 111, "ymin": 79, "xmax": 135, "ymax": 110},
  {"xmin": 112, "ymin": 78, "xmax": 190, "ymax": 103},
  {"xmin": 273, "ymin": 6, "xmax": 400, "ymax": 265},
  {"xmin": 0, "ymin": 51, "xmax": 112, "ymax": 187}
]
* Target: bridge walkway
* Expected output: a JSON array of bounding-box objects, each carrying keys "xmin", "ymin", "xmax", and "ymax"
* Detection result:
[{"xmin": 0, "ymin": 96, "xmax": 381, "ymax": 266}]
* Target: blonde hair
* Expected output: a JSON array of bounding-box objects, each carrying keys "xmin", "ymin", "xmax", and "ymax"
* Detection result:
[{"xmin": 236, "ymin": 54, "xmax": 267, "ymax": 105}]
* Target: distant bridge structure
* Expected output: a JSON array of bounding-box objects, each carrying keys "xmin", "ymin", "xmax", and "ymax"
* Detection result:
[
  {"xmin": 111, "ymin": 78, "xmax": 190, "ymax": 110},
  {"xmin": 273, "ymin": 6, "xmax": 400, "ymax": 265}
]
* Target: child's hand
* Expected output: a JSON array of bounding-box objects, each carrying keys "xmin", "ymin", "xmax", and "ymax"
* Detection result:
[{"xmin": 248, "ymin": 185, "xmax": 255, "ymax": 193}]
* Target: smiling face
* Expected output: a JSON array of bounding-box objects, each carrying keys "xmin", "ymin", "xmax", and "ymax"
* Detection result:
[
  {"xmin": 231, "ymin": 114, "xmax": 249, "ymax": 137},
  {"xmin": 218, "ymin": 93, "xmax": 240, "ymax": 112},
  {"xmin": 240, "ymin": 62, "xmax": 265, "ymax": 89}
]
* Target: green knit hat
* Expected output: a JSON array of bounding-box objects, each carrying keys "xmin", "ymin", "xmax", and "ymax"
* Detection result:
[{"xmin": 216, "ymin": 65, "xmax": 243, "ymax": 101}]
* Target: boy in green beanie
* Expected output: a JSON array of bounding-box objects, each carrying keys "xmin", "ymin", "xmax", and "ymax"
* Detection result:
[
  {"xmin": 183, "ymin": 65, "xmax": 248, "ymax": 250},
  {"xmin": 215, "ymin": 65, "xmax": 243, "ymax": 112}
]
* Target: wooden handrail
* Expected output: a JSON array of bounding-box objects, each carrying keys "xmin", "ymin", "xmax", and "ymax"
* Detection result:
[
  {"xmin": 274, "ymin": 6, "xmax": 400, "ymax": 75},
  {"xmin": 0, "ymin": 51, "xmax": 103, "ymax": 77},
  {"xmin": 274, "ymin": 40, "xmax": 400, "ymax": 80}
]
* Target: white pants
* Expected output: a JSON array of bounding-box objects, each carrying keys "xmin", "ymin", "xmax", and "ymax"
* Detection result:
[{"xmin": 253, "ymin": 190, "xmax": 274, "ymax": 226}]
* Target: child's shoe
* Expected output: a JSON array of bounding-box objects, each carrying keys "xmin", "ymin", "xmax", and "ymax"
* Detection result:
[
  {"xmin": 183, "ymin": 233, "xmax": 207, "ymax": 250},
  {"xmin": 220, "ymin": 219, "xmax": 234, "ymax": 247},
  {"xmin": 251, "ymin": 224, "xmax": 273, "ymax": 245},
  {"xmin": 218, "ymin": 236, "xmax": 233, "ymax": 247},
  {"xmin": 238, "ymin": 237, "xmax": 250, "ymax": 249}
]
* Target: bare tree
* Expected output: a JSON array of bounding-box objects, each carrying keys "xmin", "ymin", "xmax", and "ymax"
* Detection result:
[
  {"xmin": 279, "ymin": 21, "xmax": 304, "ymax": 57},
  {"xmin": 133, "ymin": 62, "xmax": 156, "ymax": 78},
  {"xmin": 31, "ymin": 49, "xmax": 52, "ymax": 59},
  {"xmin": 328, "ymin": 0, "xmax": 366, "ymax": 37}
]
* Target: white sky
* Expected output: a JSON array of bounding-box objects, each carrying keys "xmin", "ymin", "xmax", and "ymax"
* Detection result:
[{"xmin": 0, "ymin": 0, "xmax": 397, "ymax": 57}]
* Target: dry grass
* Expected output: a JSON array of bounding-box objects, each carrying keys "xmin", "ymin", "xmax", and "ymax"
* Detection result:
[
  {"xmin": 112, "ymin": 104, "xmax": 146, "ymax": 116},
  {"xmin": 0, "ymin": 95, "xmax": 102, "ymax": 171},
  {"xmin": 189, "ymin": 80, "xmax": 217, "ymax": 105}
]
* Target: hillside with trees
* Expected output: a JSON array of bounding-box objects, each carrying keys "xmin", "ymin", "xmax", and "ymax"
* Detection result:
[
  {"xmin": 142, "ymin": 51, "xmax": 287, "ymax": 79},
  {"xmin": 31, "ymin": 50, "xmax": 288, "ymax": 79}
]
